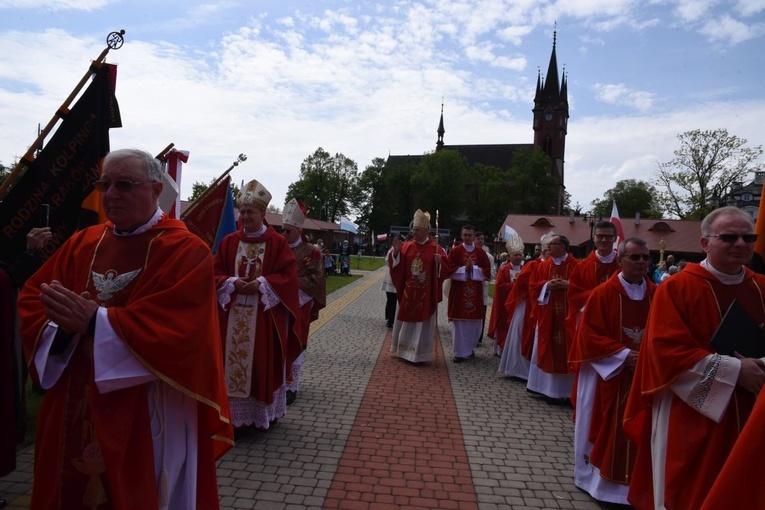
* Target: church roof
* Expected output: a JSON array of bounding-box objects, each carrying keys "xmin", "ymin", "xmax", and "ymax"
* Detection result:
[
  {"xmin": 385, "ymin": 143, "xmax": 533, "ymax": 171},
  {"xmin": 498, "ymin": 213, "xmax": 703, "ymax": 258},
  {"xmin": 443, "ymin": 143, "xmax": 533, "ymax": 169}
]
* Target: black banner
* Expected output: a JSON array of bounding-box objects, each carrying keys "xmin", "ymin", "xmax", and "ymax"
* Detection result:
[{"xmin": 0, "ymin": 64, "xmax": 121, "ymax": 264}]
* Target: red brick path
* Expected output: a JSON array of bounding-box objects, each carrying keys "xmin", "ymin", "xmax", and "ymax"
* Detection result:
[{"xmin": 324, "ymin": 328, "xmax": 478, "ymax": 510}]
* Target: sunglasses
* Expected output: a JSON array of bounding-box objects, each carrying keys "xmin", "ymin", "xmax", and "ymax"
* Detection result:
[
  {"xmin": 93, "ymin": 180, "xmax": 155, "ymax": 192},
  {"xmin": 706, "ymin": 234, "xmax": 758, "ymax": 244},
  {"xmin": 627, "ymin": 254, "xmax": 651, "ymax": 261}
]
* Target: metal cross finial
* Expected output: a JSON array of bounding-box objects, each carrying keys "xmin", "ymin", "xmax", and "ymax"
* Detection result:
[{"xmin": 107, "ymin": 30, "xmax": 125, "ymax": 50}]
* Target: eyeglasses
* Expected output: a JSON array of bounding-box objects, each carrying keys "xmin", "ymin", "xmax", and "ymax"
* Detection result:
[
  {"xmin": 627, "ymin": 254, "xmax": 651, "ymax": 261},
  {"xmin": 594, "ymin": 234, "xmax": 615, "ymax": 240},
  {"xmin": 706, "ymin": 234, "xmax": 759, "ymax": 244},
  {"xmin": 93, "ymin": 180, "xmax": 155, "ymax": 192},
  {"xmin": 548, "ymin": 242, "xmax": 563, "ymax": 246}
]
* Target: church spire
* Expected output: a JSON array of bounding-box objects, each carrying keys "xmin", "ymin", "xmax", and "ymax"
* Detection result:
[
  {"xmin": 436, "ymin": 101, "xmax": 445, "ymax": 151},
  {"xmin": 542, "ymin": 27, "xmax": 560, "ymax": 99}
]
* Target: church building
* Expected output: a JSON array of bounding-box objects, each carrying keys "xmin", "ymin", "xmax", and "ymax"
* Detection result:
[{"xmin": 386, "ymin": 32, "xmax": 569, "ymax": 214}]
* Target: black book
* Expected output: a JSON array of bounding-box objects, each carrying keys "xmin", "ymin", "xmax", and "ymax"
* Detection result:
[{"xmin": 710, "ymin": 299, "xmax": 765, "ymax": 359}]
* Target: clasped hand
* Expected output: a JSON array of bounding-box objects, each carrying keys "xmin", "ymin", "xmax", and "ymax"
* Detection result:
[
  {"xmin": 40, "ymin": 280, "xmax": 98, "ymax": 335},
  {"xmin": 235, "ymin": 277, "xmax": 260, "ymax": 295}
]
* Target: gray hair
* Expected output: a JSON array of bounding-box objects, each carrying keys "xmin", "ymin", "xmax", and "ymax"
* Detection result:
[
  {"xmin": 103, "ymin": 148, "xmax": 163, "ymax": 182},
  {"xmin": 701, "ymin": 206, "xmax": 754, "ymax": 236},
  {"xmin": 618, "ymin": 237, "xmax": 648, "ymax": 257},
  {"xmin": 540, "ymin": 232, "xmax": 557, "ymax": 249}
]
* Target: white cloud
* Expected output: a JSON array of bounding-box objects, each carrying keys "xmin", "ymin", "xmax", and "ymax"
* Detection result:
[
  {"xmin": 0, "ymin": 1, "xmax": 764, "ymax": 217},
  {"xmin": 0, "ymin": 0, "xmax": 110, "ymax": 9},
  {"xmin": 566, "ymin": 101, "xmax": 765, "ymax": 212},
  {"xmin": 735, "ymin": 0, "xmax": 765, "ymax": 16},
  {"xmin": 497, "ymin": 25, "xmax": 534, "ymax": 46},
  {"xmin": 592, "ymin": 83, "xmax": 655, "ymax": 112},
  {"xmin": 699, "ymin": 14, "xmax": 764, "ymax": 45},
  {"xmin": 674, "ymin": 0, "xmax": 717, "ymax": 23}
]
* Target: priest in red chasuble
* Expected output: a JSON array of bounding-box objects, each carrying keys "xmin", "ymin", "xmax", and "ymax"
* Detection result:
[
  {"xmin": 624, "ymin": 206, "xmax": 765, "ymax": 510},
  {"xmin": 488, "ymin": 233, "xmax": 524, "ymax": 356},
  {"xmin": 498, "ymin": 234, "xmax": 552, "ymax": 380},
  {"xmin": 280, "ymin": 198, "xmax": 325, "ymax": 406},
  {"xmin": 18, "ymin": 149, "xmax": 233, "ymax": 510},
  {"xmin": 389, "ymin": 209, "xmax": 450, "ymax": 364},
  {"xmin": 527, "ymin": 234, "xmax": 579, "ymax": 400},
  {"xmin": 566, "ymin": 221, "xmax": 620, "ymax": 343},
  {"xmin": 568, "ymin": 237, "xmax": 655, "ymax": 505},
  {"xmin": 447, "ymin": 225, "xmax": 492, "ymax": 362},
  {"xmin": 214, "ymin": 179, "xmax": 300, "ymax": 430}
]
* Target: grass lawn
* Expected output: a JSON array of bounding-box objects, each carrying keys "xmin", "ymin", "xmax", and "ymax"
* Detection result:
[{"xmin": 346, "ymin": 254, "xmax": 387, "ymax": 271}]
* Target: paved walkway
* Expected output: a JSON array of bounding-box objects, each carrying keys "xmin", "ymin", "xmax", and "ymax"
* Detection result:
[{"xmin": 1, "ymin": 267, "xmax": 605, "ymax": 509}]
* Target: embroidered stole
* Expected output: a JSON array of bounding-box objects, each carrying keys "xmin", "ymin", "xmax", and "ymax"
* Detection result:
[{"xmin": 225, "ymin": 240, "xmax": 265, "ymax": 397}]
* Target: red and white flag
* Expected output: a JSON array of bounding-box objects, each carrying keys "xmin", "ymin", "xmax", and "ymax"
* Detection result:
[
  {"xmin": 610, "ymin": 200, "xmax": 626, "ymax": 248},
  {"xmin": 376, "ymin": 233, "xmax": 388, "ymax": 242},
  {"xmin": 163, "ymin": 149, "xmax": 189, "ymax": 219}
]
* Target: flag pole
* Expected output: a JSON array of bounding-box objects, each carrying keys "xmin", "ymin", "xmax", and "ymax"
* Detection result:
[
  {"xmin": 0, "ymin": 30, "xmax": 126, "ymax": 199},
  {"xmin": 155, "ymin": 143, "xmax": 176, "ymax": 162},
  {"xmin": 181, "ymin": 153, "xmax": 247, "ymax": 220}
]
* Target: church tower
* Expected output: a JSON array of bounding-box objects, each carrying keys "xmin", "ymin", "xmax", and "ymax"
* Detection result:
[
  {"xmin": 532, "ymin": 30, "xmax": 569, "ymax": 214},
  {"xmin": 436, "ymin": 102, "xmax": 445, "ymax": 151}
]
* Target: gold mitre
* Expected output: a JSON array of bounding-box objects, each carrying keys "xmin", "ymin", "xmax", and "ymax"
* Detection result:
[
  {"xmin": 506, "ymin": 234, "xmax": 525, "ymax": 254},
  {"xmin": 238, "ymin": 179, "xmax": 272, "ymax": 210},
  {"xmin": 412, "ymin": 209, "xmax": 431, "ymax": 229},
  {"xmin": 282, "ymin": 198, "xmax": 307, "ymax": 228}
]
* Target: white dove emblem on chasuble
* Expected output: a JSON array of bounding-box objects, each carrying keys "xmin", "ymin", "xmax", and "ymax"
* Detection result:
[
  {"xmin": 91, "ymin": 268, "xmax": 142, "ymax": 301},
  {"xmin": 623, "ymin": 326, "xmax": 645, "ymax": 348}
]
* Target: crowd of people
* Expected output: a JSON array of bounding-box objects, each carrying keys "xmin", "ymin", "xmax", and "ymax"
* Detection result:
[
  {"xmin": 5, "ymin": 148, "xmax": 326, "ymax": 509},
  {"xmin": 386, "ymin": 206, "xmax": 765, "ymax": 509},
  {"xmin": 3, "ymin": 148, "xmax": 765, "ymax": 508}
]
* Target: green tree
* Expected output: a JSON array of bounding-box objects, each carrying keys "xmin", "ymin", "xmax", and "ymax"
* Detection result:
[
  {"xmin": 0, "ymin": 161, "xmax": 9, "ymax": 184},
  {"xmin": 286, "ymin": 147, "xmax": 359, "ymax": 223},
  {"xmin": 463, "ymin": 163, "xmax": 512, "ymax": 235},
  {"xmin": 352, "ymin": 157, "xmax": 387, "ymax": 235},
  {"xmin": 655, "ymin": 129, "xmax": 763, "ymax": 220},
  {"xmin": 410, "ymin": 150, "xmax": 468, "ymax": 229},
  {"xmin": 506, "ymin": 147, "xmax": 557, "ymax": 214},
  {"xmin": 590, "ymin": 179, "xmax": 664, "ymax": 219}
]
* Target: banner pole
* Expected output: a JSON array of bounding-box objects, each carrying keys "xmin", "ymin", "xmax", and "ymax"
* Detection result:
[
  {"xmin": 181, "ymin": 154, "xmax": 247, "ymax": 220},
  {"xmin": 0, "ymin": 30, "xmax": 126, "ymax": 199}
]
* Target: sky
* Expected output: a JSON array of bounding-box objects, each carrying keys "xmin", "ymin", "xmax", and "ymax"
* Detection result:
[{"xmin": 0, "ymin": 0, "xmax": 764, "ymax": 224}]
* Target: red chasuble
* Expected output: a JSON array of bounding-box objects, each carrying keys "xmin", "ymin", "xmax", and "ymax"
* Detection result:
[
  {"xmin": 566, "ymin": 251, "xmax": 620, "ymax": 343},
  {"xmin": 214, "ymin": 227, "xmax": 300, "ymax": 404},
  {"xmin": 446, "ymin": 244, "xmax": 491, "ymax": 321},
  {"xmin": 529, "ymin": 255, "xmax": 579, "ymax": 375},
  {"xmin": 702, "ymin": 389, "xmax": 765, "ymax": 509},
  {"xmin": 569, "ymin": 273, "xmax": 655, "ymax": 485},
  {"xmin": 623, "ymin": 263, "xmax": 765, "ymax": 510},
  {"xmin": 389, "ymin": 239, "xmax": 449, "ymax": 322},
  {"xmin": 506, "ymin": 258, "xmax": 541, "ymax": 360},
  {"xmin": 487, "ymin": 263, "xmax": 515, "ymax": 350},
  {"xmin": 18, "ymin": 219, "xmax": 233, "ymax": 510},
  {"xmin": 290, "ymin": 240, "xmax": 326, "ymax": 361}
]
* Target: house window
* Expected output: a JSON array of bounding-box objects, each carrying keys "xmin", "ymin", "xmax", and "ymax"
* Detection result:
[{"xmin": 742, "ymin": 193, "xmax": 753, "ymax": 202}]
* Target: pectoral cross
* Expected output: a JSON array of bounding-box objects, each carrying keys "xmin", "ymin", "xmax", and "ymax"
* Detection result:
[{"xmin": 242, "ymin": 256, "xmax": 257, "ymax": 278}]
